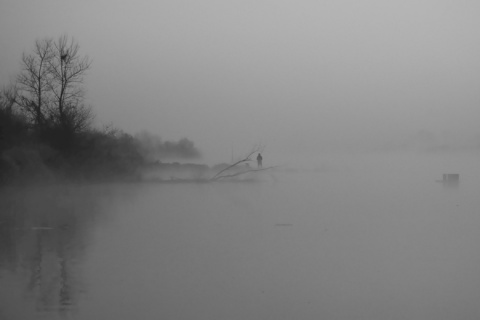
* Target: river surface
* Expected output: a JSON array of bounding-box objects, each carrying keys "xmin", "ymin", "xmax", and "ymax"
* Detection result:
[{"xmin": 1, "ymin": 153, "xmax": 480, "ymax": 320}]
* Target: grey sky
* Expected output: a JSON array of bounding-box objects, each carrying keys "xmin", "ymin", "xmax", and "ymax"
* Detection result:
[{"xmin": 1, "ymin": 0, "xmax": 480, "ymax": 163}]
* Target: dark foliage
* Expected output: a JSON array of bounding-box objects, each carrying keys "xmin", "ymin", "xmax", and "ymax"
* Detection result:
[{"xmin": 0, "ymin": 36, "xmax": 203, "ymax": 185}]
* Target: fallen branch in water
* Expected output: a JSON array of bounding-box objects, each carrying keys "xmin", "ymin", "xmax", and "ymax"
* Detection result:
[
  {"xmin": 144, "ymin": 145, "xmax": 274, "ymax": 183},
  {"xmin": 210, "ymin": 145, "xmax": 266, "ymax": 181},
  {"xmin": 211, "ymin": 166, "xmax": 277, "ymax": 181}
]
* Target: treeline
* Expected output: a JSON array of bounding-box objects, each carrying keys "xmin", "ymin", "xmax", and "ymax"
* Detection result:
[{"xmin": 0, "ymin": 35, "xmax": 200, "ymax": 185}]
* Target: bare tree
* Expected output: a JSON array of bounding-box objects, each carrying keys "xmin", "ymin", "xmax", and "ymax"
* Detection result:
[
  {"xmin": 47, "ymin": 35, "xmax": 93, "ymax": 134},
  {"xmin": 16, "ymin": 38, "xmax": 54, "ymax": 128},
  {"xmin": 16, "ymin": 35, "xmax": 93, "ymax": 136},
  {"xmin": 14, "ymin": 35, "xmax": 93, "ymax": 152},
  {"xmin": 0, "ymin": 84, "xmax": 18, "ymax": 113}
]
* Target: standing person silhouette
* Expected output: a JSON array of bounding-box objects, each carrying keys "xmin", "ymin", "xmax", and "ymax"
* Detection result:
[{"xmin": 256, "ymin": 153, "xmax": 263, "ymax": 168}]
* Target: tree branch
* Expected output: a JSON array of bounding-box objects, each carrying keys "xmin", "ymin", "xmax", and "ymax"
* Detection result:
[
  {"xmin": 211, "ymin": 166, "xmax": 277, "ymax": 181},
  {"xmin": 210, "ymin": 145, "xmax": 265, "ymax": 180}
]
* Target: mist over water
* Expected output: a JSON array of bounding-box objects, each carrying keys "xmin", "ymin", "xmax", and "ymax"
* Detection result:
[
  {"xmin": 2, "ymin": 1, "xmax": 480, "ymax": 318},
  {"xmin": 1, "ymin": 152, "xmax": 480, "ymax": 319}
]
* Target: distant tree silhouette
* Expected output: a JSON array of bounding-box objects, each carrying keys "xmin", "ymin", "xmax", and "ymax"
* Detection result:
[
  {"xmin": 0, "ymin": 85, "xmax": 29, "ymax": 151},
  {"xmin": 16, "ymin": 39, "xmax": 54, "ymax": 129},
  {"xmin": 16, "ymin": 35, "xmax": 93, "ymax": 151},
  {"xmin": 1, "ymin": 36, "xmax": 205, "ymax": 184},
  {"xmin": 47, "ymin": 35, "xmax": 92, "ymax": 150}
]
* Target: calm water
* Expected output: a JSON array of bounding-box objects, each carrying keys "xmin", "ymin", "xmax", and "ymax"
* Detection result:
[{"xmin": 1, "ymin": 153, "xmax": 480, "ymax": 320}]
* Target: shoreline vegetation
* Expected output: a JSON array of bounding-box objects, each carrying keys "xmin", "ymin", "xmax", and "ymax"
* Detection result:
[
  {"xmin": 0, "ymin": 94, "xmax": 275, "ymax": 186},
  {"xmin": 0, "ymin": 133, "xmax": 276, "ymax": 186},
  {"xmin": 0, "ymin": 35, "xmax": 277, "ymax": 186},
  {"xmin": 142, "ymin": 148, "xmax": 277, "ymax": 184}
]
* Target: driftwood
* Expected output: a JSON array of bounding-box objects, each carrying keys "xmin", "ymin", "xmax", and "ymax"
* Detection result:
[
  {"xmin": 210, "ymin": 145, "xmax": 275, "ymax": 181},
  {"xmin": 146, "ymin": 146, "xmax": 275, "ymax": 183},
  {"xmin": 211, "ymin": 166, "xmax": 276, "ymax": 181},
  {"xmin": 211, "ymin": 148, "xmax": 256, "ymax": 179}
]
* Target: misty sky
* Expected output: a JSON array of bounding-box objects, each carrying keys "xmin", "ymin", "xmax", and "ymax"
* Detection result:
[{"xmin": 1, "ymin": 0, "xmax": 480, "ymax": 163}]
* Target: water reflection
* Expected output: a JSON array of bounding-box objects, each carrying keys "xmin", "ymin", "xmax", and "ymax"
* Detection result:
[
  {"xmin": 0, "ymin": 185, "xmax": 113, "ymax": 318},
  {"xmin": 442, "ymin": 173, "xmax": 460, "ymax": 188},
  {"xmin": 1, "ymin": 154, "xmax": 479, "ymax": 319}
]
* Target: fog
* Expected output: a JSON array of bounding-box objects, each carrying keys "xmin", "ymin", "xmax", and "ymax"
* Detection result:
[
  {"xmin": 135, "ymin": 131, "xmax": 201, "ymax": 160},
  {"xmin": 2, "ymin": 1, "xmax": 480, "ymax": 162},
  {"xmin": 2, "ymin": 0, "xmax": 480, "ymax": 318},
  {"xmin": 1, "ymin": 153, "xmax": 480, "ymax": 319}
]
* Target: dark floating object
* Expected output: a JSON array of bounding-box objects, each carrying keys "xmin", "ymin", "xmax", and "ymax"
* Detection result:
[{"xmin": 437, "ymin": 173, "xmax": 459, "ymax": 187}]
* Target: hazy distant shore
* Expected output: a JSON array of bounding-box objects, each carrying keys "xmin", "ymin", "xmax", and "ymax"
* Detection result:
[{"xmin": 0, "ymin": 158, "xmax": 264, "ymax": 186}]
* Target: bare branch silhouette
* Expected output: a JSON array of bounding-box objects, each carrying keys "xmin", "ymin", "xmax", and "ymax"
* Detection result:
[
  {"xmin": 211, "ymin": 145, "xmax": 265, "ymax": 180},
  {"xmin": 212, "ymin": 166, "xmax": 277, "ymax": 180},
  {"xmin": 15, "ymin": 35, "xmax": 93, "ymax": 144},
  {"xmin": 16, "ymin": 38, "xmax": 54, "ymax": 128},
  {"xmin": 47, "ymin": 35, "xmax": 92, "ymax": 137}
]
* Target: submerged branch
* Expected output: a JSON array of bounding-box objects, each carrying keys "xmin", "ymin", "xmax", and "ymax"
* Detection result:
[
  {"xmin": 211, "ymin": 157, "xmax": 252, "ymax": 180},
  {"xmin": 211, "ymin": 146, "xmax": 264, "ymax": 180},
  {"xmin": 211, "ymin": 166, "xmax": 277, "ymax": 181}
]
